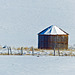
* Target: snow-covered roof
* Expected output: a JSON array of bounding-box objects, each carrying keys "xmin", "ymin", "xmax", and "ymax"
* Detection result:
[{"xmin": 38, "ymin": 25, "xmax": 68, "ymax": 35}]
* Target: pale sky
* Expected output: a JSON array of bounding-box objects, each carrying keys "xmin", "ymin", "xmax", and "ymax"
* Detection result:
[{"xmin": 0, "ymin": 0, "xmax": 75, "ymax": 47}]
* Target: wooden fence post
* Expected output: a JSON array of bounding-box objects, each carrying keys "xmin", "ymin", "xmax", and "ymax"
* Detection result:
[
  {"xmin": 54, "ymin": 47, "xmax": 55, "ymax": 56},
  {"xmin": 10, "ymin": 47, "xmax": 12, "ymax": 55},
  {"xmin": 32, "ymin": 47, "xmax": 34, "ymax": 56},
  {"xmin": 54, "ymin": 37, "xmax": 56, "ymax": 56},
  {"xmin": 8, "ymin": 47, "xmax": 9, "ymax": 55},
  {"xmin": 21, "ymin": 47, "xmax": 23, "ymax": 55},
  {"xmin": 58, "ymin": 48, "xmax": 60, "ymax": 56}
]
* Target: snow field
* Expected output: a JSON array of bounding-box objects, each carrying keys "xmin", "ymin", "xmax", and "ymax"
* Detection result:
[{"xmin": 0, "ymin": 56, "xmax": 75, "ymax": 75}]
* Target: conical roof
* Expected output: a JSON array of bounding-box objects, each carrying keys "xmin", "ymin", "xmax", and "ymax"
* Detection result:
[{"xmin": 38, "ymin": 25, "xmax": 68, "ymax": 35}]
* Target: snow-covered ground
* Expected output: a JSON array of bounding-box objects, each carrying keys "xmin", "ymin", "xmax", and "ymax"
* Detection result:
[{"xmin": 0, "ymin": 56, "xmax": 75, "ymax": 75}]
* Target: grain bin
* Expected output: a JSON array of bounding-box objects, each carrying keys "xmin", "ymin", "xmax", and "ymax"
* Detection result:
[{"xmin": 38, "ymin": 25, "xmax": 69, "ymax": 50}]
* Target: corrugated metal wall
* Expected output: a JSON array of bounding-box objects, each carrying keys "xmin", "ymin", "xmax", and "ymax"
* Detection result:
[{"xmin": 38, "ymin": 35, "xmax": 68, "ymax": 49}]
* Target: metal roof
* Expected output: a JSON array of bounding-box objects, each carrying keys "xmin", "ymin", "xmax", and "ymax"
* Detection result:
[{"xmin": 38, "ymin": 25, "xmax": 68, "ymax": 35}]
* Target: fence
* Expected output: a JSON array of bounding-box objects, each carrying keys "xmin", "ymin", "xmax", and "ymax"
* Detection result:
[{"xmin": 0, "ymin": 47, "xmax": 75, "ymax": 56}]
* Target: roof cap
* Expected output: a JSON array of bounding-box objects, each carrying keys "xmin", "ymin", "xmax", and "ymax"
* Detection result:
[{"xmin": 38, "ymin": 25, "xmax": 69, "ymax": 35}]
